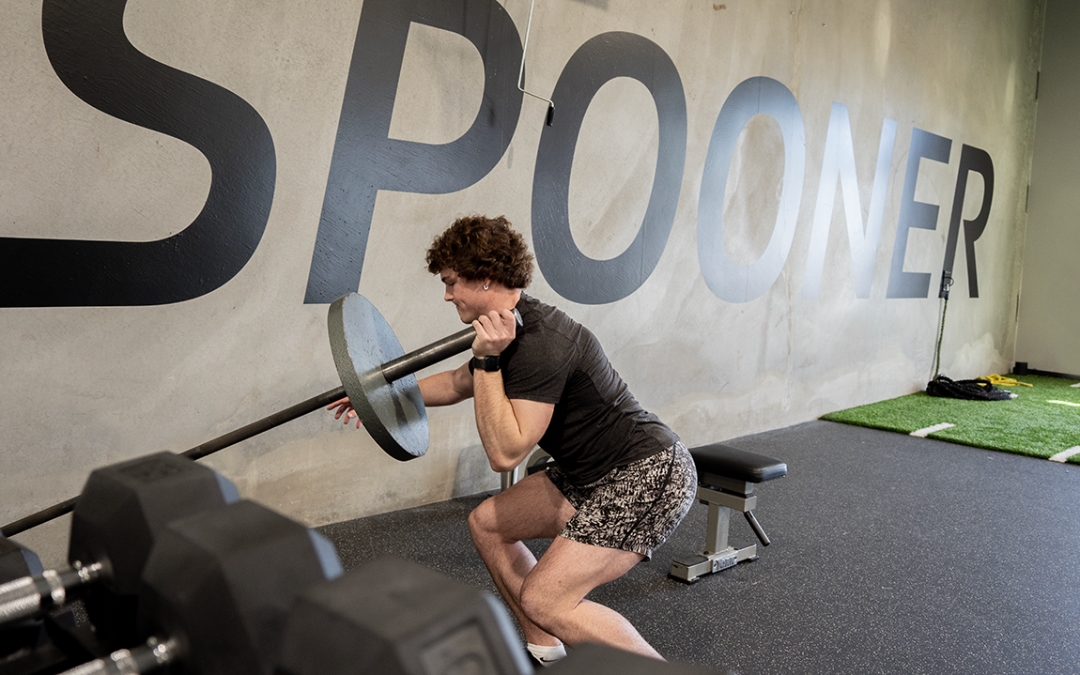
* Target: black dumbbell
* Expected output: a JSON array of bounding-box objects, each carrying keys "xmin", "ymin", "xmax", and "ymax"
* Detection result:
[
  {"xmin": 1, "ymin": 538, "xmax": 89, "ymax": 675},
  {"xmin": 525, "ymin": 449, "xmax": 554, "ymax": 476},
  {"xmin": 0, "ymin": 536, "xmax": 43, "ymax": 583},
  {"xmin": 1, "ymin": 535, "xmax": 47, "ymax": 664},
  {"xmin": 56, "ymin": 499, "xmax": 342, "ymax": 675},
  {"xmin": 275, "ymin": 555, "xmax": 531, "ymax": 675},
  {"xmin": 0, "ymin": 452, "xmax": 239, "ymax": 648}
]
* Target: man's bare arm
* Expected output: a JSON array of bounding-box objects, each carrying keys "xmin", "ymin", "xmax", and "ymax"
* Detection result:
[
  {"xmin": 327, "ymin": 361, "xmax": 474, "ymax": 427},
  {"xmin": 418, "ymin": 362, "xmax": 474, "ymax": 405},
  {"xmin": 472, "ymin": 371, "xmax": 553, "ymax": 472}
]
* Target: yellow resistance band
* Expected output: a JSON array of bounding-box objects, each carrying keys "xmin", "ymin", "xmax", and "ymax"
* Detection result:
[{"xmin": 980, "ymin": 374, "xmax": 1033, "ymax": 388}]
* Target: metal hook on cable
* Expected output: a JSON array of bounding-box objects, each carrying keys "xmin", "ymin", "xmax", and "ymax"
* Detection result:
[{"xmin": 518, "ymin": 0, "xmax": 555, "ymax": 126}]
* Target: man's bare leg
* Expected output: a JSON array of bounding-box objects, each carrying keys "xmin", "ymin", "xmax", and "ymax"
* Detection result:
[
  {"xmin": 468, "ymin": 471, "xmax": 576, "ymax": 646},
  {"xmin": 470, "ymin": 473, "xmax": 662, "ymax": 659},
  {"xmin": 519, "ymin": 536, "xmax": 662, "ymax": 659}
]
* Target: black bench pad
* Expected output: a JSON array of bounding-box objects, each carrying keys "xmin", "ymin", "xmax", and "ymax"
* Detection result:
[{"xmin": 689, "ymin": 443, "xmax": 788, "ymax": 483}]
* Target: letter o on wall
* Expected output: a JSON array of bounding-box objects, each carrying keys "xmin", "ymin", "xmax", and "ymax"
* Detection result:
[
  {"xmin": 697, "ymin": 77, "xmax": 806, "ymax": 303},
  {"xmin": 532, "ymin": 32, "xmax": 686, "ymax": 305}
]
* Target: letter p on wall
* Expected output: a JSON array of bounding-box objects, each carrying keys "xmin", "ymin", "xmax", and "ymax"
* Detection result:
[{"xmin": 304, "ymin": 0, "xmax": 523, "ymax": 304}]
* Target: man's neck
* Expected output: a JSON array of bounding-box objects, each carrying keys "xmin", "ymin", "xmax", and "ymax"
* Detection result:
[{"xmin": 486, "ymin": 286, "xmax": 522, "ymax": 314}]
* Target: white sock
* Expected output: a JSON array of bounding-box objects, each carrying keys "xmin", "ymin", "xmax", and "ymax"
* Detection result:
[{"xmin": 527, "ymin": 643, "xmax": 567, "ymax": 667}]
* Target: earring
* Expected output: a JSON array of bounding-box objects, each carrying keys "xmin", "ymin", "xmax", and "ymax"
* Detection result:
[{"xmin": 483, "ymin": 283, "xmax": 489, "ymax": 290}]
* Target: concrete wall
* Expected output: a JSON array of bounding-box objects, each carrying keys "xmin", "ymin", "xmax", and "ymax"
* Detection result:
[
  {"xmin": 1, "ymin": 0, "xmax": 1044, "ymax": 566},
  {"xmin": 1016, "ymin": 0, "xmax": 1080, "ymax": 377}
]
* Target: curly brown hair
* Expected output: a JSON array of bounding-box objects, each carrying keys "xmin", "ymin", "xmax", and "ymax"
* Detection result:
[{"xmin": 425, "ymin": 215, "xmax": 534, "ymax": 289}]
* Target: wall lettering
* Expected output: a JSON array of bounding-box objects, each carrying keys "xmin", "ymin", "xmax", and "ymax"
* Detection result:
[
  {"xmin": 0, "ymin": 0, "xmax": 276, "ymax": 307},
  {"xmin": 531, "ymin": 32, "xmax": 686, "ymax": 305},
  {"xmin": 803, "ymin": 103, "xmax": 897, "ymax": 299},
  {"xmin": 5, "ymin": 2, "xmax": 996, "ymax": 307},
  {"xmin": 943, "ymin": 145, "xmax": 995, "ymax": 298},
  {"xmin": 887, "ymin": 128, "xmax": 953, "ymax": 299},
  {"xmin": 697, "ymin": 76, "xmax": 805, "ymax": 303},
  {"xmin": 303, "ymin": 0, "xmax": 523, "ymax": 303}
]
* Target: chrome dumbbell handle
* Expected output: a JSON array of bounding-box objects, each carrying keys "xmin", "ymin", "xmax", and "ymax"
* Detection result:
[
  {"xmin": 61, "ymin": 637, "xmax": 179, "ymax": 675},
  {"xmin": 0, "ymin": 562, "xmax": 103, "ymax": 626}
]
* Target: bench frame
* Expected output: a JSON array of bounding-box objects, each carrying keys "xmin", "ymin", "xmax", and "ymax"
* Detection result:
[{"xmin": 669, "ymin": 446, "xmax": 786, "ymax": 583}]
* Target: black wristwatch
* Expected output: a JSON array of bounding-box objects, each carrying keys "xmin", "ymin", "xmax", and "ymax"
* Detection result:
[{"xmin": 469, "ymin": 355, "xmax": 501, "ymax": 373}]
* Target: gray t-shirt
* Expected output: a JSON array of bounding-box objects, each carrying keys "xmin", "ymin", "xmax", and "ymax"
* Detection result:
[{"xmin": 499, "ymin": 294, "xmax": 677, "ymax": 485}]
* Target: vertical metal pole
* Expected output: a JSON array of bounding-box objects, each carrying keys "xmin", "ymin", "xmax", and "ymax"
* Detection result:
[
  {"xmin": 517, "ymin": 0, "xmax": 537, "ymax": 91},
  {"xmin": 516, "ymin": 0, "xmax": 555, "ymax": 124}
]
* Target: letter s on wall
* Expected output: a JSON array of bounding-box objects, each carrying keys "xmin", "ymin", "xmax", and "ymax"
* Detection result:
[{"xmin": 0, "ymin": 0, "xmax": 276, "ymax": 307}]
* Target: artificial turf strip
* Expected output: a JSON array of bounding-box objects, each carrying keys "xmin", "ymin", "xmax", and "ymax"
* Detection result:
[{"xmin": 820, "ymin": 374, "xmax": 1080, "ymax": 464}]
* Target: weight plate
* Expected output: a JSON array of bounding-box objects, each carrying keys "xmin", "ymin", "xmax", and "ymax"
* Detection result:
[{"xmin": 328, "ymin": 294, "xmax": 427, "ymax": 461}]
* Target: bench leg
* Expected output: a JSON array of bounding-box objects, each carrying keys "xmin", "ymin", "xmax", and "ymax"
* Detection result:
[
  {"xmin": 669, "ymin": 478, "xmax": 773, "ymax": 583},
  {"xmin": 704, "ymin": 500, "xmax": 731, "ymax": 554},
  {"xmin": 669, "ymin": 501, "xmax": 760, "ymax": 583}
]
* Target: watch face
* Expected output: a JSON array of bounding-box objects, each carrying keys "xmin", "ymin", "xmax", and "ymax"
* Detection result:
[{"xmin": 472, "ymin": 355, "xmax": 500, "ymax": 372}]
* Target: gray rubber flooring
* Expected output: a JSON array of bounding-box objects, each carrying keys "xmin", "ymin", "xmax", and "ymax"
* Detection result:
[{"xmin": 317, "ymin": 420, "xmax": 1080, "ymax": 675}]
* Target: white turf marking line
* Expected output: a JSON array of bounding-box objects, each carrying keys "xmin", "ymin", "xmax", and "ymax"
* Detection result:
[
  {"xmin": 910, "ymin": 423, "xmax": 955, "ymax": 438},
  {"xmin": 1072, "ymin": 383, "xmax": 1080, "ymax": 388},
  {"xmin": 1049, "ymin": 447, "xmax": 1080, "ymax": 463},
  {"xmin": 1048, "ymin": 400, "xmax": 1080, "ymax": 408}
]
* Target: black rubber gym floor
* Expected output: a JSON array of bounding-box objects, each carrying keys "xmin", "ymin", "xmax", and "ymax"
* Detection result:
[{"xmin": 317, "ymin": 420, "xmax": 1080, "ymax": 675}]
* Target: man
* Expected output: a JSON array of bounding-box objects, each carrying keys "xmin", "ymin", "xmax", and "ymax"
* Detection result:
[{"xmin": 330, "ymin": 215, "xmax": 697, "ymax": 665}]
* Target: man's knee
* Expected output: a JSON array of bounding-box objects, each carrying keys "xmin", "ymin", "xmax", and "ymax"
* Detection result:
[
  {"xmin": 468, "ymin": 498, "xmax": 505, "ymax": 546},
  {"xmin": 519, "ymin": 572, "xmax": 564, "ymax": 633}
]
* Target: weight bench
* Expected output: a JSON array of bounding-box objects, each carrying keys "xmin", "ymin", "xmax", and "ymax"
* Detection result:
[{"xmin": 669, "ymin": 443, "xmax": 787, "ymax": 583}]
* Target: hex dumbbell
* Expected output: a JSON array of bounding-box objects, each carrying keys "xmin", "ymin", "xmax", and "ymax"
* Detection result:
[
  {"xmin": 275, "ymin": 555, "xmax": 531, "ymax": 675},
  {"xmin": 1, "ymin": 535, "xmax": 46, "ymax": 664},
  {"xmin": 0, "ymin": 536, "xmax": 43, "ymax": 584},
  {"xmin": 0, "ymin": 452, "xmax": 239, "ymax": 648},
  {"xmin": 56, "ymin": 499, "xmax": 341, "ymax": 675}
]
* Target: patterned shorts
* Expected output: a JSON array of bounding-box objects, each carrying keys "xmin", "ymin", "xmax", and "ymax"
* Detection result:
[{"xmin": 545, "ymin": 441, "xmax": 698, "ymax": 559}]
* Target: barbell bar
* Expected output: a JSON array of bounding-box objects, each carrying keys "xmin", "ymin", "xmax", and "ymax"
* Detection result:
[
  {"xmin": 1, "ymin": 387, "xmax": 346, "ymax": 537},
  {"xmin": 1, "ymin": 293, "xmax": 517, "ymax": 538}
]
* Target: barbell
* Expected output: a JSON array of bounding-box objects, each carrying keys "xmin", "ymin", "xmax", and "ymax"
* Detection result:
[{"xmin": 1, "ymin": 292, "xmax": 516, "ymax": 538}]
